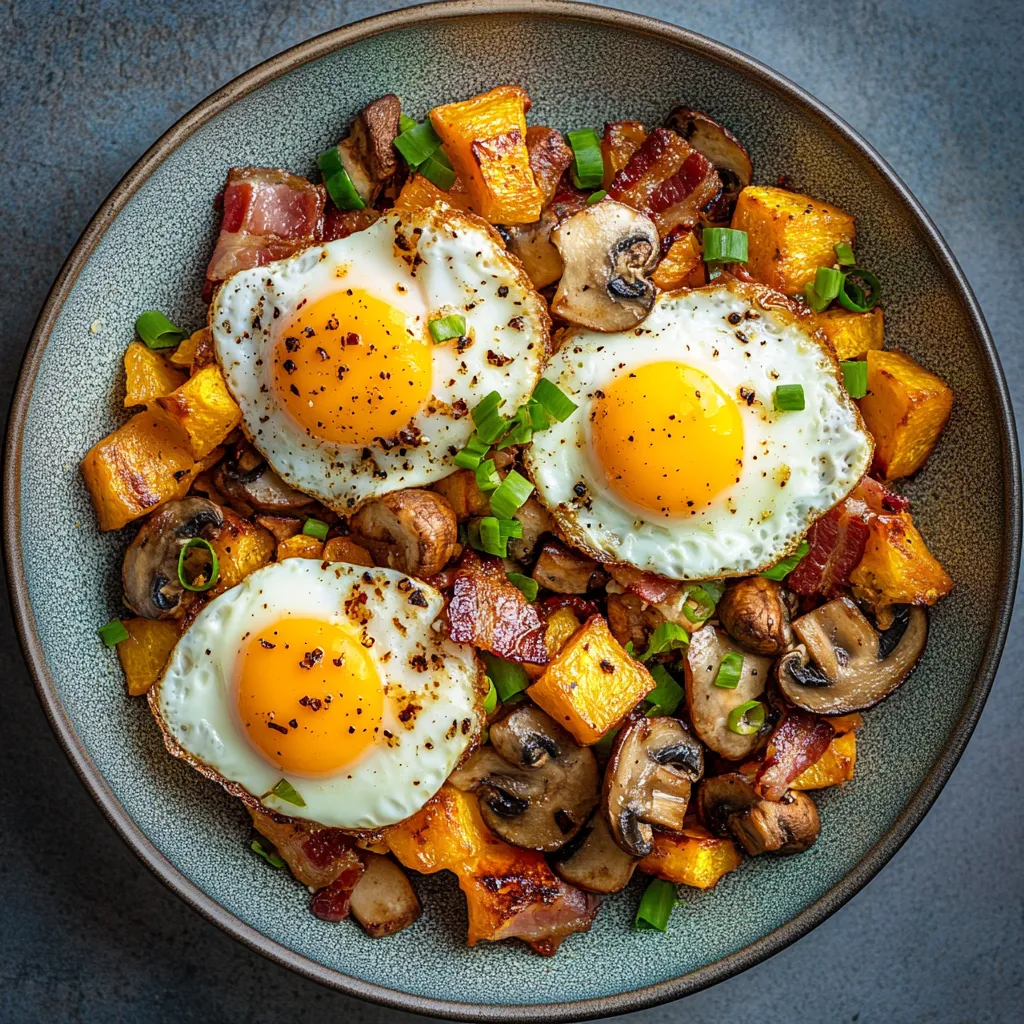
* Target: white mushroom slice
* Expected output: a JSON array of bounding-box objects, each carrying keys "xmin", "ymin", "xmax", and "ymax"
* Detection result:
[{"xmin": 348, "ymin": 854, "xmax": 422, "ymax": 938}]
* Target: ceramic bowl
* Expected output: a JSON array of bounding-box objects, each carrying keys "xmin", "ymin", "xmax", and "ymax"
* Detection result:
[{"xmin": 4, "ymin": 2, "xmax": 1019, "ymax": 1020}]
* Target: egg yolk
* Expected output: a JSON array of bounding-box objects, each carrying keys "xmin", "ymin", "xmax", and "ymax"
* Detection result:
[
  {"xmin": 273, "ymin": 289, "xmax": 431, "ymax": 446},
  {"xmin": 236, "ymin": 616, "xmax": 384, "ymax": 776},
  {"xmin": 591, "ymin": 361, "xmax": 744, "ymax": 517}
]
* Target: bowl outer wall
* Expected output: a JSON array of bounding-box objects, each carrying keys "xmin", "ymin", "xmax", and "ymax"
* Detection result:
[{"xmin": 3, "ymin": 2, "xmax": 1019, "ymax": 1021}]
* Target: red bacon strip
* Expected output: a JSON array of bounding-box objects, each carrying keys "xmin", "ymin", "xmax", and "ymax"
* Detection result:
[
  {"xmin": 607, "ymin": 564, "xmax": 684, "ymax": 606},
  {"xmin": 648, "ymin": 151, "xmax": 712, "ymax": 214},
  {"xmin": 756, "ymin": 708, "xmax": 835, "ymax": 802},
  {"xmin": 206, "ymin": 167, "xmax": 325, "ymax": 285},
  {"xmin": 310, "ymin": 862, "xmax": 366, "ymax": 923},
  {"xmin": 608, "ymin": 128, "xmax": 676, "ymax": 198},
  {"xmin": 322, "ymin": 205, "xmax": 379, "ymax": 242},
  {"xmin": 447, "ymin": 550, "xmax": 549, "ymax": 663}
]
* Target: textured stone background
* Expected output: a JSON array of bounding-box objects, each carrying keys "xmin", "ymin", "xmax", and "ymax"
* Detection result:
[{"xmin": 1, "ymin": 1, "xmax": 1022, "ymax": 1022}]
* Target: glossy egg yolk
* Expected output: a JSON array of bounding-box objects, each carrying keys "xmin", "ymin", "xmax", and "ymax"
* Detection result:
[
  {"xmin": 591, "ymin": 361, "xmax": 744, "ymax": 517},
  {"xmin": 236, "ymin": 616, "xmax": 384, "ymax": 775},
  {"xmin": 273, "ymin": 289, "xmax": 431, "ymax": 447}
]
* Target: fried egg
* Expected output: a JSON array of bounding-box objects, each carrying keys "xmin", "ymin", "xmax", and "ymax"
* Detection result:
[
  {"xmin": 150, "ymin": 559, "xmax": 483, "ymax": 829},
  {"xmin": 525, "ymin": 280, "xmax": 873, "ymax": 579},
  {"xmin": 211, "ymin": 206, "xmax": 549, "ymax": 512}
]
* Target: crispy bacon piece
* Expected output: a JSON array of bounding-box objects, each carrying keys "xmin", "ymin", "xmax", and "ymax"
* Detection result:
[
  {"xmin": 607, "ymin": 564, "xmax": 685, "ymax": 606},
  {"xmin": 206, "ymin": 168, "xmax": 325, "ymax": 285},
  {"xmin": 525, "ymin": 126, "xmax": 573, "ymax": 205},
  {"xmin": 248, "ymin": 805, "xmax": 363, "ymax": 890},
  {"xmin": 542, "ymin": 594, "xmax": 600, "ymax": 620},
  {"xmin": 310, "ymin": 862, "xmax": 366, "ymax": 923},
  {"xmin": 322, "ymin": 204, "xmax": 379, "ymax": 242},
  {"xmin": 849, "ymin": 475, "xmax": 911, "ymax": 515},
  {"xmin": 447, "ymin": 550, "xmax": 549, "ymax": 663},
  {"xmin": 756, "ymin": 709, "xmax": 835, "ymax": 802}
]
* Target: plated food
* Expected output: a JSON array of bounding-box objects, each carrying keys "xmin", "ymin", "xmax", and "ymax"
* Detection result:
[{"xmin": 83, "ymin": 83, "xmax": 955, "ymax": 955}]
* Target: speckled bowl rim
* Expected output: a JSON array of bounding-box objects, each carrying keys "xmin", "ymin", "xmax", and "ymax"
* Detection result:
[{"xmin": 3, "ymin": 1, "xmax": 1020, "ymax": 1020}]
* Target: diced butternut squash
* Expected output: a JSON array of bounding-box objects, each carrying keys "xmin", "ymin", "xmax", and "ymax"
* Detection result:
[
  {"xmin": 206, "ymin": 509, "xmax": 275, "ymax": 595},
  {"xmin": 545, "ymin": 607, "xmax": 581, "ymax": 658},
  {"xmin": 817, "ymin": 307, "xmax": 885, "ymax": 361},
  {"xmin": 849, "ymin": 511, "xmax": 953, "ymax": 606},
  {"xmin": 601, "ymin": 120, "xmax": 647, "ymax": 189},
  {"xmin": 430, "ymin": 86, "xmax": 543, "ymax": 224},
  {"xmin": 392, "ymin": 172, "xmax": 472, "ymax": 215},
  {"xmin": 652, "ymin": 233, "xmax": 706, "ymax": 291},
  {"xmin": 857, "ymin": 349, "xmax": 953, "ymax": 480},
  {"xmin": 528, "ymin": 615, "xmax": 655, "ymax": 745},
  {"xmin": 831, "ymin": 712, "xmax": 864, "ymax": 735},
  {"xmin": 116, "ymin": 617, "xmax": 181, "ymax": 696},
  {"xmin": 790, "ymin": 731, "xmax": 857, "ymax": 790},
  {"xmin": 168, "ymin": 330, "xmax": 199, "ymax": 367},
  {"xmin": 155, "ymin": 364, "xmax": 241, "ymax": 458},
  {"xmin": 385, "ymin": 784, "xmax": 490, "ymax": 875},
  {"xmin": 81, "ymin": 411, "xmax": 196, "ymax": 531},
  {"xmin": 731, "ymin": 185, "xmax": 855, "ymax": 296},
  {"xmin": 638, "ymin": 825, "xmax": 742, "ymax": 889},
  {"xmin": 322, "ymin": 535, "xmax": 374, "ymax": 566},
  {"xmin": 276, "ymin": 534, "xmax": 324, "ymax": 561},
  {"xmin": 123, "ymin": 342, "xmax": 187, "ymax": 407}
]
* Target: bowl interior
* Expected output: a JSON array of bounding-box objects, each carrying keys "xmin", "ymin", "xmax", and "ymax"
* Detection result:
[{"xmin": 9, "ymin": 6, "xmax": 1014, "ymax": 1015}]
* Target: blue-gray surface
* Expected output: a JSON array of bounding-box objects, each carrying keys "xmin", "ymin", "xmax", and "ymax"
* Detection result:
[{"xmin": 0, "ymin": 0, "xmax": 1021, "ymax": 1021}]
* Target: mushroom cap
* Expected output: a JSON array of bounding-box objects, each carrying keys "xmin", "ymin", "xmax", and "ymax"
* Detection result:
[
  {"xmin": 603, "ymin": 715, "xmax": 704, "ymax": 857},
  {"xmin": 716, "ymin": 577, "xmax": 792, "ymax": 656},
  {"xmin": 214, "ymin": 444, "xmax": 313, "ymax": 512},
  {"xmin": 550, "ymin": 810, "xmax": 638, "ymax": 894},
  {"xmin": 778, "ymin": 598, "xmax": 928, "ymax": 714}
]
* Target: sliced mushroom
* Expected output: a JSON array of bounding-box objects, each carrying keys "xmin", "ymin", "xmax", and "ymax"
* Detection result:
[
  {"xmin": 350, "ymin": 489, "xmax": 458, "ymax": 578},
  {"xmin": 532, "ymin": 540, "xmax": 600, "ymax": 594},
  {"xmin": 552, "ymin": 201, "xmax": 659, "ymax": 331},
  {"xmin": 503, "ymin": 211, "xmax": 565, "ymax": 290},
  {"xmin": 604, "ymin": 716, "xmax": 704, "ymax": 857},
  {"xmin": 684, "ymin": 624, "xmax": 773, "ymax": 760},
  {"xmin": 348, "ymin": 853, "xmax": 422, "ymax": 938},
  {"xmin": 550, "ymin": 811, "xmax": 638, "ymax": 893},
  {"xmin": 665, "ymin": 108, "xmax": 753, "ymax": 222},
  {"xmin": 337, "ymin": 94, "xmax": 402, "ymax": 205},
  {"xmin": 778, "ymin": 598, "xmax": 927, "ymax": 714},
  {"xmin": 699, "ymin": 774, "xmax": 820, "ymax": 856},
  {"xmin": 449, "ymin": 704, "xmax": 599, "ymax": 851},
  {"xmin": 716, "ymin": 577, "xmax": 792, "ymax": 656},
  {"xmin": 214, "ymin": 443, "xmax": 312, "ymax": 513},
  {"xmin": 122, "ymin": 498, "xmax": 224, "ymax": 620},
  {"xmin": 507, "ymin": 496, "xmax": 554, "ymax": 563},
  {"xmin": 605, "ymin": 593, "xmax": 666, "ymax": 651}
]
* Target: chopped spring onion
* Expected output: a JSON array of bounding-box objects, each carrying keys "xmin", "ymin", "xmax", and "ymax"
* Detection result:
[
  {"xmin": 500, "ymin": 405, "xmax": 533, "ymax": 447},
  {"xmin": 507, "ymin": 572, "xmax": 539, "ymax": 601},
  {"xmin": 177, "ymin": 537, "xmax": 220, "ymax": 593},
  {"xmin": 473, "ymin": 516, "xmax": 523, "ymax": 557},
  {"xmin": 317, "ymin": 146, "xmax": 345, "ymax": 179},
  {"xmin": 474, "ymin": 458, "xmax": 501, "ymax": 493},
  {"xmin": 806, "ymin": 266, "xmax": 844, "ymax": 312},
  {"xmin": 483, "ymin": 677, "xmax": 498, "ymax": 715},
  {"xmin": 640, "ymin": 621, "xmax": 690, "ymax": 662},
  {"xmin": 567, "ymin": 128, "xmax": 604, "ymax": 190},
  {"xmin": 703, "ymin": 227, "xmax": 749, "ymax": 264},
  {"xmin": 587, "ymin": 189, "xmax": 608, "ymax": 205},
  {"xmin": 428, "ymin": 313, "xmax": 467, "ymax": 344},
  {"xmin": 250, "ymin": 838, "xmax": 285, "ymax": 868},
  {"xmin": 271, "ymin": 778, "xmax": 306, "ymax": 807},
  {"xmin": 532, "ymin": 378, "xmax": 578, "ymax": 422},
  {"xmin": 760, "ymin": 540, "xmax": 810, "ymax": 581},
  {"xmin": 635, "ymin": 877, "xmax": 679, "ymax": 932},
  {"xmin": 645, "ymin": 663, "xmax": 685, "ymax": 717},
  {"xmin": 482, "ymin": 652, "xmax": 530, "ymax": 702},
  {"xmin": 98, "ymin": 619, "xmax": 129, "ymax": 647},
  {"xmin": 302, "ymin": 517, "xmax": 329, "ymax": 541},
  {"xmin": 773, "ymin": 384, "xmax": 806, "ymax": 412},
  {"xmin": 419, "ymin": 149, "xmax": 456, "ymax": 190},
  {"xmin": 713, "ymin": 650, "xmax": 744, "ymax": 689},
  {"xmin": 325, "ymin": 168, "xmax": 366, "ymax": 211},
  {"xmin": 841, "ymin": 360, "xmax": 869, "ymax": 399},
  {"xmin": 683, "ymin": 584, "xmax": 720, "ymax": 624},
  {"xmin": 399, "ymin": 113, "xmax": 418, "ymax": 134},
  {"xmin": 472, "ymin": 391, "xmax": 508, "ymax": 445},
  {"xmin": 489, "ymin": 470, "xmax": 534, "ymax": 520},
  {"xmin": 838, "ymin": 266, "xmax": 882, "ymax": 313},
  {"xmin": 727, "ymin": 699, "xmax": 765, "ymax": 736},
  {"xmin": 394, "ymin": 118, "xmax": 444, "ymax": 167},
  {"xmin": 135, "ymin": 310, "xmax": 186, "ymax": 350},
  {"xmin": 453, "ymin": 433, "xmax": 490, "ymax": 470},
  {"xmin": 526, "ymin": 397, "xmax": 552, "ymax": 431},
  {"xmin": 835, "ymin": 241, "xmax": 856, "ymax": 266}
]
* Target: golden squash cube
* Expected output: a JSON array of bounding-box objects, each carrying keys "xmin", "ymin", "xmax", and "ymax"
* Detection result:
[
  {"xmin": 817, "ymin": 307, "xmax": 885, "ymax": 361},
  {"xmin": 638, "ymin": 825, "xmax": 742, "ymax": 889},
  {"xmin": 155, "ymin": 364, "xmax": 241, "ymax": 459},
  {"xmin": 652, "ymin": 233, "xmax": 706, "ymax": 291},
  {"xmin": 276, "ymin": 534, "xmax": 324, "ymax": 561},
  {"xmin": 790, "ymin": 731, "xmax": 857, "ymax": 790},
  {"xmin": 117, "ymin": 617, "xmax": 181, "ymax": 696},
  {"xmin": 123, "ymin": 342, "xmax": 187, "ymax": 407}
]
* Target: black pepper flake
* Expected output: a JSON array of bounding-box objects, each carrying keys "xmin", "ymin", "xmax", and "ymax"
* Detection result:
[
  {"xmin": 298, "ymin": 695, "xmax": 323, "ymax": 712},
  {"xmin": 299, "ymin": 647, "xmax": 324, "ymax": 670},
  {"xmin": 284, "ymin": 336, "xmax": 300, "ymax": 352},
  {"xmin": 259, "ymin": 639, "xmax": 276, "ymax": 649},
  {"xmin": 728, "ymin": 312, "xmax": 742, "ymax": 325},
  {"xmin": 408, "ymin": 589, "xmax": 428, "ymax": 607},
  {"xmin": 599, "ymin": 659, "xmax": 616, "ymax": 674},
  {"xmin": 289, "ymin": 384, "xmax": 300, "ymax": 396},
  {"xmin": 288, "ymin": 718, "xmax": 298, "ymax": 729},
  {"xmin": 282, "ymin": 359, "xmax": 297, "ymax": 374},
  {"xmin": 267, "ymin": 721, "xmax": 288, "ymax": 735}
]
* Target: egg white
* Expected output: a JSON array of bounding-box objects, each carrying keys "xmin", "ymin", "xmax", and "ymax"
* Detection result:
[
  {"xmin": 149, "ymin": 559, "xmax": 483, "ymax": 829},
  {"xmin": 210, "ymin": 205, "xmax": 549, "ymax": 512},
  {"xmin": 525, "ymin": 280, "xmax": 873, "ymax": 579}
]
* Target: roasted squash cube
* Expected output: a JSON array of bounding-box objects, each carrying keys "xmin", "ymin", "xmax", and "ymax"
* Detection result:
[
  {"xmin": 817, "ymin": 307, "xmax": 884, "ymax": 361},
  {"xmin": 858, "ymin": 349, "xmax": 953, "ymax": 480},
  {"xmin": 638, "ymin": 825, "xmax": 742, "ymax": 889},
  {"xmin": 392, "ymin": 172, "xmax": 472, "ymax": 215},
  {"xmin": 385, "ymin": 785, "xmax": 490, "ymax": 875},
  {"xmin": 81, "ymin": 411, "xmax": 196, "ymax": 531},
  {"xmin": 116, "ymin": 617, "xmax": 181, "ymax": 696},
  {"xmin": 790, "ymin": 731, "xmax": 857, "ymax": 790},
  {"xmin": 430, "ymin": 85, "xmax": 543, "ymax": 224},
  {"xmin": 731, "ymin": 185, "xmax": 855, "ymax": 296},
  {"xmin": 167, "ymin": 326, "xmax": 215, "ymax": 371},
  {"xmin": 528, "ymin": 615, "xmax": 655, "ymax": 745},
  {"xmin": 123, "ymin": 342, "xmax": 187, "ymax": 407},
  {"xmin": 849, "ymin": 511, "xmax": 953, "ymax": 606},
  {"xmin": 652, "ymin": 233, "xmax": 706, "ymax": 291},
  {"xmin": 155, "ymin": 364, "xmax": 241, "ymax": 459},
  {"xmin": 207, "ymin": 508, "xmax": 275, "ymax": 595},
  {"xmin": 276, "ymin": 534, "xmax": 324, "ymax": 561},
  {"xmin": 322, "ymin": 535, "xmax": 374, "ymax": 566}
]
